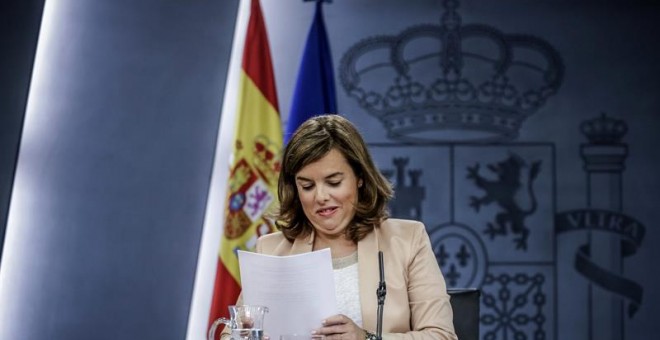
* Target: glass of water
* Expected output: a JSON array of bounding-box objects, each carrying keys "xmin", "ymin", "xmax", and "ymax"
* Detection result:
[{"xmin": 279, "ymin": 334, "xmax": 325, "ymax": 340}]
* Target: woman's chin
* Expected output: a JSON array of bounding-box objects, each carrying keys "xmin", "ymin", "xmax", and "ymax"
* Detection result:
[{"xmin": 315, "ymin": 226, "xmax": 345, "ymax": 238}]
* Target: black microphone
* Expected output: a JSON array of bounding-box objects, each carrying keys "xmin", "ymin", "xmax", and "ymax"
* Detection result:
[{"xmin": 376, "ymin": 251, "xmax": 387, "ymax": 340}]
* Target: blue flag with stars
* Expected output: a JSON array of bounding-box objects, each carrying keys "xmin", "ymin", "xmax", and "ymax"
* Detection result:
[{"xmin": 285, "ymin": 0, "xmax": 337, "ymax": 143}]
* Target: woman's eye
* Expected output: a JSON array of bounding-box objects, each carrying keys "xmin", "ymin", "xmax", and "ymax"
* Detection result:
[
  {"xmin": 301, "ymin": 185, "xmax": 314, "ymax": 191},
  {"xmin": 328, "ymin": 181, "xmax": 341, "ymax": 187}
]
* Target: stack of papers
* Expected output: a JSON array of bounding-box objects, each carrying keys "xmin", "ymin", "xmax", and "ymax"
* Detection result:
[{"xmin": 238, "ymin": 249, "xmax": 338, "ymax": 339}]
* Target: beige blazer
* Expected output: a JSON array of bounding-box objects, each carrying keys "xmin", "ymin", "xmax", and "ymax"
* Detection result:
[{"xmin": 256, "ymin": 218, "xmax": 457, "ymax": 340}]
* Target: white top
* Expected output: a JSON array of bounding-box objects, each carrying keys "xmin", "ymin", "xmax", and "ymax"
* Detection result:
[{"xmin": 332, "ymin": 252, "xmax": 363, "ymax": 327}]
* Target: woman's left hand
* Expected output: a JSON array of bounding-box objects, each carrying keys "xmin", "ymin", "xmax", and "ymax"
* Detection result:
[{"xmin": 313, "ymin": 314, "xmax": 366, "ymax": 340}]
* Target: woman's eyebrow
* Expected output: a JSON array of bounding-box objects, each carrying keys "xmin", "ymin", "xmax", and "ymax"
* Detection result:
[
  {"xmin": 296, "ymin": 172, "xmax": 344, "ymax": 182},
  {"xmin": 325, "ymin": 172, "xmax": 344, "ymax": 179},
  {"xmin": 295, "ymin": 175, "xmax": 313, "ymax": 182}
]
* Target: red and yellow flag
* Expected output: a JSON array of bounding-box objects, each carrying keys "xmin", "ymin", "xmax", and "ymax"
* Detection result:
[{"xmin": 208, "ymin": 0, "xmax": 281, "ymax": 329}]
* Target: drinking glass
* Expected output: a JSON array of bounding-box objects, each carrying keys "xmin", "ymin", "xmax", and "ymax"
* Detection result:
[
  {"xmin": 208, "ymin": 305, "xmax": 269, "ymax": 340},
  {"xmin": 279, "ymin": 334, "xmax": 325, "ymax": 340}
]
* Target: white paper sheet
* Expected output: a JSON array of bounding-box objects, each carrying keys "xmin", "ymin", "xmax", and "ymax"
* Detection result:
[{"xmin": 238, "ymin": 249, "xmax": 338, "ymax": 339}]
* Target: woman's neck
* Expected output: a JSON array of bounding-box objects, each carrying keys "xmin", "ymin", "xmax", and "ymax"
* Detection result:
[{"xmin": 313, "ymin": 234, "xmax": 357, "ymax": 258}]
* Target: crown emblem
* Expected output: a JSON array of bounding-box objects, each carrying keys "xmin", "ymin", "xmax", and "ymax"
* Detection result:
[
  {"xmin": 339, "ymin": 0, "xmax": 564, "ymax": 143},
  {"xmin": 580, "ymin": 113, "xmax": 627, "ymax": 145}
]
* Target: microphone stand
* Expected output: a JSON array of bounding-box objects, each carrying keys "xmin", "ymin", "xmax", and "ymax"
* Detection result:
[{"xmin": 376, "ymin": 251, "xmax": 387, "ymax": 340}]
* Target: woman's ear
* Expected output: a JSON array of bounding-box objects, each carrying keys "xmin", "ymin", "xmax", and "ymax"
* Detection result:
[{"xmin": 358, "ymin": 178, "xmax": 364, "ymax": 188}]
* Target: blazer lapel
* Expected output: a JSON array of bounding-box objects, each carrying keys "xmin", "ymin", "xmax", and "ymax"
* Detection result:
[
  {"xmin": 358, "ymin": 228, "xmax": 380, "ymax": 331},
  {"xmin": 290, "ymin": 230, "xmax": 315, "ymax": 255}
]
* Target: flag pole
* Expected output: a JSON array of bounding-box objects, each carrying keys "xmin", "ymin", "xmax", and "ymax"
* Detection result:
[{"xmin": 185, "ymin": 1, "xmax": 251, "ymax": 339}]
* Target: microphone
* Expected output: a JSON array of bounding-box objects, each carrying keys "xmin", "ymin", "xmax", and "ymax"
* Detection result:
[{"xmin": 376, "ymin": 251, "xmax": 387, "ymax": 340}]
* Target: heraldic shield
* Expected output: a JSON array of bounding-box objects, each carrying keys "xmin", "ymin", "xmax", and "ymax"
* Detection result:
[{"xmin": 372, "ymin": 143, "xmax": 556, "ymax": 340}]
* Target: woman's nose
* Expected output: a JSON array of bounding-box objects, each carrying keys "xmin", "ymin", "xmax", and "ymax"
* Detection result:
[{"xmin": 315, "ymin": 185, "xmax": 330, "ymax": 202}]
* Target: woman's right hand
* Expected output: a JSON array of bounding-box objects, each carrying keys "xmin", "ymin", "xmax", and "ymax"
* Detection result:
[{"xmin": 312, "ymin": 314, "xmax": 367, "ymax": 340}]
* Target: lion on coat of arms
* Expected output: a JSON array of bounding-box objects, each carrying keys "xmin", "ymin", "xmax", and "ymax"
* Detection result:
[{"xmin": 467, "ymin": 153, "xmax": 541, "ymax": 250}]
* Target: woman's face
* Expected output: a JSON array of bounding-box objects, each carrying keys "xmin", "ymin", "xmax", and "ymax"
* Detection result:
[{"xmin": 294, "ymin": 148, "xmax": 362, "ymax": 241}]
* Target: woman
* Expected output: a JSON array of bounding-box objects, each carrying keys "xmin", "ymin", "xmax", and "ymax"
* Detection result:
[{"xmin": 256, "ymin": 115, "xmax": 456, "ymax": 340}]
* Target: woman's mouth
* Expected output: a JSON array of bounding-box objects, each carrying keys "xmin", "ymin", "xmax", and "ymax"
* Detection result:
[{"xmin": 317, "ymin": 207, "xmax": 338, "ymax": 216}]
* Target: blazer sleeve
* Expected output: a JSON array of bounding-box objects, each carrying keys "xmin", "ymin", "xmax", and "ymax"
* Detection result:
[{"xmin": 383, "ymin": 223, "xmax": 457, "ymax": 340}]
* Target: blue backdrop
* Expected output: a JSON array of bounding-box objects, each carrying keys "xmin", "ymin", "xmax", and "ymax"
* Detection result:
[{"xmin": 1, "ymin": 1, "xmax": 658, "ymax": 340}]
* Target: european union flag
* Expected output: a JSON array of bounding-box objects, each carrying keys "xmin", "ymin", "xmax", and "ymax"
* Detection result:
[{"xmin": 285, "ymin": 0, "xmax": 337, "ymax": 143}]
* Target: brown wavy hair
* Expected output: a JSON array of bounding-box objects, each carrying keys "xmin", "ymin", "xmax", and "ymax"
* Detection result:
[{"xmin": 276, "ymin": 114, "xmax": 393, "ymax": 243}]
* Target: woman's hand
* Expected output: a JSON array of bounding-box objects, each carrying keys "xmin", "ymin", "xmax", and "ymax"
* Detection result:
[{"xmin": 313, "ymin": 314, "xmax": 366, "ymax": 340}]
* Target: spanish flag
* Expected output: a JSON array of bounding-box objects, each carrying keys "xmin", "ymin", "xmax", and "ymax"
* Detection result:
[{"xmin": 208, "ymin": 0, "xmax": 281, "ymax": 331}]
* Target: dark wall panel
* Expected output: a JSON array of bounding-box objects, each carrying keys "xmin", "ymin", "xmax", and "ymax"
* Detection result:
[{"xmin": 0, "ymin": 0, "xmax": 45, "ymax": 265}]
